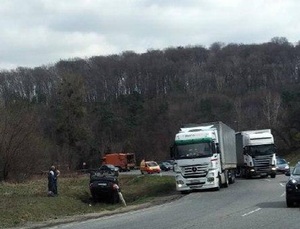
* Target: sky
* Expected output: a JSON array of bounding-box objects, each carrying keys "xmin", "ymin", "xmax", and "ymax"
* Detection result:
[{"xmin": 1, "ymin": 0, "xmax": 300, "ymax": 70}]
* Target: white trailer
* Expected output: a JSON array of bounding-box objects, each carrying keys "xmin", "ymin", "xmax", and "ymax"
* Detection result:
[
  {"xmin": 236, "ymin": 129, "xmax": 277, "ymax": 178},
  {"xmin": 170, "ymin": 121, "xmax": 237, "ymax": 193}
]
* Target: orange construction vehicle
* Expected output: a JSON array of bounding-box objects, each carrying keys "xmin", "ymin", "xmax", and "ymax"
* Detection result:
[{"xmin": 102, "ymin": 153, "xmax": 136, "ymax": 171}]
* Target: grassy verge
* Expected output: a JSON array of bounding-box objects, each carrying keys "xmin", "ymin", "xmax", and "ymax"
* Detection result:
[
  {"xmin": 284, "ymin": 150, "xmax": 300, "ymax": 166},
  {"xmin": 0, "ymin": 174, "xmax": 176, "ymax": 228}
]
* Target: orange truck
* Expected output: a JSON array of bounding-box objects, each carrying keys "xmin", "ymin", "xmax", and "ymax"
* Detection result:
[{"xmin": 102, "ymin": 153, "xmax": 136, "ymax": 171}]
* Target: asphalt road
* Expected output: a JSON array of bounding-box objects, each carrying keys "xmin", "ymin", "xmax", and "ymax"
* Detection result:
[{"xmin": 46, "ymin": 173, "xmax": 300, "ymax": 229}]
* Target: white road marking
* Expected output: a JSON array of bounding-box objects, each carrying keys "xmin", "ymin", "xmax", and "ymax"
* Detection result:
[
  {"xmin": 242, "ymin": 208, "xmax": 261, "ymax": 217},
  {"xmin": 280, "ymin": 182, "xmax": 286, "ymax": 197}
]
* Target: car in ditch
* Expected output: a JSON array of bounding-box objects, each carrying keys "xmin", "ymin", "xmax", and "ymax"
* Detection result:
[
  {"xmin": 89, "ymin": 169, "xmax": 120, "ymax": 204},
  {"xmin": 98, "ymin": 164, "xmax": 120, "ymax": 177},
  {"xmin": 285, "ymin": 162, "xmax": 300, "ymax": 207}
]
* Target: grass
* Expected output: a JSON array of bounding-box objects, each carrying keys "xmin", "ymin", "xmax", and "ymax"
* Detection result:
[
  {"xmin": 0, "ymin": 173, "xmax": 176, "ymax": 228},
  {"xmin": 283, "ymin": 150, "xmax": 300, "ymax": 167}
]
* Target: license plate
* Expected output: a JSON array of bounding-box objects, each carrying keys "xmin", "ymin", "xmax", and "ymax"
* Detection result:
[
  {"xmin": 260, "ymin": 173, "xmax": 267, "ymax": 176},
  {"xmin": 97, "ymin": 183, "xmax": 107, "ymax": 186},
  {"xmin": 190, "ymin": 180, "xmax": 199, "ymax": 184},
  {"xmin": 190, "ymin": 185, "xmax": 203, "ymax": 188}
]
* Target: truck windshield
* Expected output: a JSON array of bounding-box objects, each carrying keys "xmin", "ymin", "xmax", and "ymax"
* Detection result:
[
  {"xmin": 248, "ymin": 144, "xmax": 275, "ymax": 156},
  {"xmin": 175, "ymin": 142, "xmax": 213, "ymax": 159}
]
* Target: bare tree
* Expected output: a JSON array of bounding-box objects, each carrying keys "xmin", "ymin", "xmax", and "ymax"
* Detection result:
[
  {"xmin": 0, "ymin": 102, "xmax": 44, "ymax": 181},
  {"xmin": 263, "ymin": 91, "xmax": 281, "ymax": 127}
]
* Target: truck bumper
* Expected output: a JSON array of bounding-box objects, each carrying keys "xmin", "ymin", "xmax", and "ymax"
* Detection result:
[
  {"xmin": 245, "ymin": 167, "xmax": 277, "ymax": 177},
  {"xmin": 175, "ymin": 172, "xmax": 219, "ymax": 191}
]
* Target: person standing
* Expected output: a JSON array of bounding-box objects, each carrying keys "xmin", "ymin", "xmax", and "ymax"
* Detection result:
[
  {"xmin": 48, "ymin": 166, "xmax": 55, "ymax": 197},
  {"xmin": 52, "ymin": 165, "xmax": 60, "ymax": 195}
]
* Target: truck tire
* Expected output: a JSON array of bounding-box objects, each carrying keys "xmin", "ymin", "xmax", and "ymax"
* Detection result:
[
  {"xmin": 270, "ymin": 173, "xmax": 276, "ymax": 178},
  {"xmin": 223, "ymin": 171, "xmax": 229, "ymax": 188},
  {"xmin": 229, "ymin": 170, "xmax": 236, "ymax": 184},
  {"xmin": 235, "ymin": 168, "xmax": 241, "ymax": 178},
  {"xmin": 245, "ymin": 170, "xmax": 251, "ymax": 179},
  {"xmin": 213, "ymin": 175, "xmax": 221, "ymax": 191}
]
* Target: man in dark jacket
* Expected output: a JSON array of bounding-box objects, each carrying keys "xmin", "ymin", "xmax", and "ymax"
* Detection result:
[
  {"xmin": 52, "ymin": 165, "xmax": 60, "ymax": 195},
  {"xmin": 48, "ymin": 166, "xmax": 56, "ymax": 196}
]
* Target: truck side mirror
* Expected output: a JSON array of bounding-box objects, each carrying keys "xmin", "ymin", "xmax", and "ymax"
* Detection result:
[{"xmin": 215, "ymin": 143, "xmax": 220, "ymax": 154}]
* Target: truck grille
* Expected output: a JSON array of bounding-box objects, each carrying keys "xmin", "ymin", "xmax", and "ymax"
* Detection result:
[
  {"xmin": 182, "ymin": 163, "xmax": 209, "ymax": 178},
  {"xmin": 253, "ymin": 155, "xmax": 273, "ymax": 172}
]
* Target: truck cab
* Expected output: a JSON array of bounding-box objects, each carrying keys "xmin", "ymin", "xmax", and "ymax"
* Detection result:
[
  {"xmin": 236, "ymin": 130, "xmax": 277, "ymax": 178},
  {"xmin": 171, "ymin": 122, "xmax": 236, "ymax": 193}
]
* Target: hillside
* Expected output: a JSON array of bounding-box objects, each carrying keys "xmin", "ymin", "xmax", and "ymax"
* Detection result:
[{"xmin": 0, "ymin": 37, "xmax": 300, "ymax": 181}]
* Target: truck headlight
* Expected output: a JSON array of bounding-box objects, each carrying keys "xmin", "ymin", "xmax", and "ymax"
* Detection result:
[{"xmin": 176, "ymin": 180, "xmax": 184, "ymax": 185}]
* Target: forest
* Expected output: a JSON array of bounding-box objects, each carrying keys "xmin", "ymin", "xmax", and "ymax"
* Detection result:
[{"xmin": 1, "ymin": 36, "xmax": 300, "ymax": 181}]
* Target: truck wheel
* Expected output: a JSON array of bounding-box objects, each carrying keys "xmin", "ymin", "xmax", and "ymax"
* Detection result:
[
  {"xmin": 235, "ymin": 168, "xmax": 241, "ymax": 178},
  {"xmin": 270, "ymin": 173, "xmax": 276, "ymax": 178},
  {"xmin": 245, "ymin": 170, "xmax": 251, "ymax": 179},
  {"xmin": 223, "ymin": 171, "xmax": 229, "ymax": 188},
  {"xmin": 213, "ymin": 175, "xmax": 221, "ymax": 191},
  {"xmin": 229, "ymin": 171, "xmax": 236, "ymax": 184}
]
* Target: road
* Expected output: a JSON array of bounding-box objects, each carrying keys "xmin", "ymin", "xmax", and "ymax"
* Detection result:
[{"xmin": 46, "ymin": 173, "xmax": 300, "ymax": 229}]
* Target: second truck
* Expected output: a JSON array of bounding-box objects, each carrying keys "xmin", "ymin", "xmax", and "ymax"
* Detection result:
[
  {"xmin": 235, "ymin": 129, "xmax": 277, "ymax": 178},
  {"xmin": 102, "ymin": 153, "xmax": 136, "ymax": 171},
  {"xmin": 170, "ymin": 121, "xmax": 237, "ymax": 193}
]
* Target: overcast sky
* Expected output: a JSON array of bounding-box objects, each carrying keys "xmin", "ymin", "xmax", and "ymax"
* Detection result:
[{"xmin": 1, "ymin": 0, "xmax": 299, "ymax": 70}]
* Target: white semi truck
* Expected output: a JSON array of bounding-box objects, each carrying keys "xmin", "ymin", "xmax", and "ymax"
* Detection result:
[
  {"xmin": 235, "ymin": 129, "xmax": 277, "ymax": 178},
  {"xmin": 170, "ymin": 121, "xmax": 237, "ymax": 193}
]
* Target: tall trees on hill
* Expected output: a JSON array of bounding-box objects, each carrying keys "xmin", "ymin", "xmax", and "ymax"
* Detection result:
[{"xmin": 52, "ymin": 73, "xmax": 90, "ymax": 170}]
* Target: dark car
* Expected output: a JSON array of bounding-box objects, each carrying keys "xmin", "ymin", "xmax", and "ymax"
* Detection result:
[
  {"xmin": 285, "ymin": 162, "xmax": 300, "ymax": 207},
  {"xmin": 276, "ymin": 157, "xmax": 290, "ymax": 174},
  {"xmin": 159, "ymin": 161, "xmax": 173, "ymax": 171},
  {"xmin": 89, "ymin": 171, "xmax": 120, "ymax": 204},
  {"xmin": 99, "ymin": 164, "xmax": 120, "ymax": 177}
]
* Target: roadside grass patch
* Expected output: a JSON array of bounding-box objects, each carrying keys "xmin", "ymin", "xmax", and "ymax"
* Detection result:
[
  {"xmin": 120, "ymin": 175, "xmax": 176, "ymax": 204},
  {"xmin": 0, "ymin": 173, "xmax": 176, "ymax": 228},
  {"xmin": 284, "ymin": 150, "xmax": 300, "ymax": 166}
]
